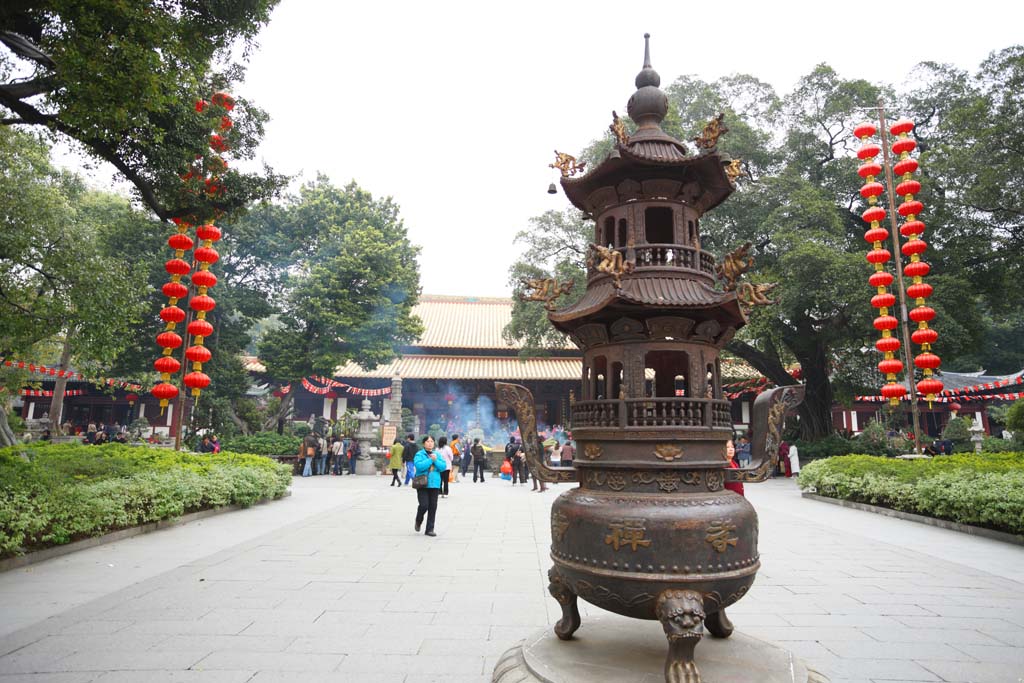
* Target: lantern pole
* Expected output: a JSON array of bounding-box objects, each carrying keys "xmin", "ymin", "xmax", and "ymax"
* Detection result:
[{"xmin": 876, "ymin": 100, "xmax": 922, "ymax": 455}]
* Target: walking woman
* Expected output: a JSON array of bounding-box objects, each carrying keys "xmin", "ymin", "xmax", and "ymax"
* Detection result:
[
  {"xmin": 413, "ymin": 435, "xmax": 447, "ymax": 536},
  {"xmin": 437, "ymin": 436, "xmax": 453, "ymax": 498},
  {"xmin": 388, "ymin": 438, "xmax": 404, "ymax": 486}
]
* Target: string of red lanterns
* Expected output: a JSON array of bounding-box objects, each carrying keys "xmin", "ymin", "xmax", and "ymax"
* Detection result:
[
  {"xmin": 150, "ymin": 91, "xmax": 235, "ymax": 410},
  {"xmin": 854, "ymin": 122, "xmax": 906, "ymax": 406},
  {"xmin": 890, "ymin": 118, "xmax": 943, "ymax": 406}
]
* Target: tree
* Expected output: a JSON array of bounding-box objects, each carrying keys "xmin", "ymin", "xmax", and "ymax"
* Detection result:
[
  {"xmin": 504, "ymin": 53, "xmax": 1022, "ymax": 440},
  {"xmin": 256, "ymin": 178, "xmax": 424, "ymax": 420},
  {"xmin": 0, "ymin": 1, "xmax": 285, "ymax": 221},
  {"xmin": 0, "ymin": 128, "xmax": 149, "ymax": 444}
]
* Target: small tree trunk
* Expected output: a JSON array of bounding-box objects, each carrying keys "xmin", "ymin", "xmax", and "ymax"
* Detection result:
[
  {"xmin": 48, "ymin": 337, "xmax": 73, "ymax": 435},
  {"xmin": 264, "ymin": 392, "xmax": 294, "ymax": 433},
  {"xmin": 0, "ymin": 404, "xmax": 17, "ymax": 447}
]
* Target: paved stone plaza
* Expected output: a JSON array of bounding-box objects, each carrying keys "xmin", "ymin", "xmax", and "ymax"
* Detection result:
[{"xmin": 1, "ymin": 475, "xmax": 1022, "ymax": 683}]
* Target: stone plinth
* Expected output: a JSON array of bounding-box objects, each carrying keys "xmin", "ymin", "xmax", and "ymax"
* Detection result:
[{"xmin": 493, "ymin": 614, "xmax": 825, "ymax": 683}]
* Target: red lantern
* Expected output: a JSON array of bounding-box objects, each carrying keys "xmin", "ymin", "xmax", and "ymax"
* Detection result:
[
  {"xmin": 908, "ymin": 306, "xmax": 935, "ymax": 322},
  {"xmin": 900, "ymin": 220, "xmax": 926, "ymax": 238},
  {"xmin": 866, "ymin": 249, "xmax": 891, "ymax": 264},
  {"xmin": 152, "ymin": 382, "xmax": 178, "ymax": 408},
  {"xmin": 858, "ymin": 162, "xmax": 883, "ymax": 178},
  {"xmin": 874, "ymin": 315, "xmax": 898, "ymax": 331},
  {"xmin": 893, "ymin": 158, "xmax": 918, "ymax": 176},
  {"xmin": 912, "ymin": 328, "xmax": 938, "ymax": 345},
  {"xmin": 160, "ymin": 306, "xmax": 186, "ymax": 323},
  {"xmin": 189, "ymin": 294, "xmax": 216, "ymax": 312},
  {"xmin": 196, "ymin": 224, "xmax": 222, "ymax": 242},
  {"xmin": 191, "ymin": 270, "xmax": 218, "ymax": 288},
  {"xmin": 871, "ymin": 293, "xmax": 896, "ymax": 308},
  {"xmin": 949, "ymin": 402, "xmax": 961, "ymax": 413},
  {"xmin": 892, "ymin": 138, "xmax": 917, "ymax": 154},
  {"xmin": 195, "ymin": 99, "xmax": 208, "ymax": 113},
  {"xmin": 154, "ymin": 356, "xmax": 181, "ymax": 374},
  {"xmin": 185, "ymin": 345, "xmax": 212, "ymax": 363},
  {"xmin": 162, "ymin": 281, "xmax": 189, "ymax": 299},
  {"xmin": 898, "ymin": 200, "xmax": 924, "ymax": 217},
  {"xmin": 853, "ymin": 122, "xmax": 877, "ymax": 138},
  {"xmin": 211, "ymin": 92, "xmax": 235, "ymax": 110},
  {"xmin": 903, "ymin": 261, "xmax": 930, "ymax": 278},
  {"xmin": 914, "ymin": 352, "xmax": 941, "ymax": 370},
  {"xmin": 862, "ymin": 206, "xmax": 886, "ymax": 223},
  {"xmin": 193, "ymin": 246, "xmax": 219, "ymax": 264},
  {"xmin": 907, "ymin": 283, "xmax": 933, "ymax": 299},
  {"xmin": 168, "ymin": 233, "xmax": 194, "ymax": 251},
  {"xmin": 857, "ymin": 142, "xmax": 882, "ymax": 159},
  {"xmin": 864, "ymin": 227, "xmax": 889, "ymax": 243},
  {"xmin": 165, "ymin": 258, "xmax": 191, "ymax": 275},
  {"xmin": 188, "ymin": 319, "xmax": 214, "ymax": 337},
  {"xmin": 881, "ymin": 383, "xmax": 907, "ymax": 400},
  {"xmin": 209, "ymin": 134, "xmax": 229, "ymax": 153},
  {"xmin": 869, "ymin": 271, "xmax": 894, "ymax": 287},
  {"xmin": 896, "ymin": 180, "xmax": 921, "ymax": 196},
  {"xmin": 916, "ymin": 378, "xmax": 943, "ymax": 397},
  {"xmin": 126, "ymin": 393, "xmax": 139, "ymax": 405},
  {"xmin": 878, "ymin": 359, "xmax": 904, "ymax": 375},
  {"xmin": 157, "ymin": 331, "xmax": 183, "ymax": 349},
  {"xmin": 184, "ymin": 371, "xmax": 211, "ymax": 391},
  {"xmin": 890, "ymin": 118, "xmax": 915, "ymax": 135},
  {"xmin": 859, "ymin": 182, "xmax": 884, "ymax": 198},
  {"xmin": 876, "ymin": 336, "xmax": 901, "ymax": 353},
  {"xmin": 326, "ymin": 391, "xmax": 338, "ymax": 400},
  {"xmin": 901, "ymin": 239, "xmax": 927, "ymax": 257}
]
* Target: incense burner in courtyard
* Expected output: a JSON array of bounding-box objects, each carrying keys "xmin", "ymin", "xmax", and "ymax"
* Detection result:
[{"xmin": 497, "ymin": 35, "xmax": 803, "ymax": 683}]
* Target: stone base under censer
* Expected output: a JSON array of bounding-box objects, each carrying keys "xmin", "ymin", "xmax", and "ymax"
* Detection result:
[{"xmin": 492, "ymin": 613, "xmax": 827, "ymax": 683}]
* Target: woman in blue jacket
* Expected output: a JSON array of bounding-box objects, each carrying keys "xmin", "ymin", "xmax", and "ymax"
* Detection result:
[{"xmin": 413, "ymin": 435, "xmax": 448, "ymax": 536}]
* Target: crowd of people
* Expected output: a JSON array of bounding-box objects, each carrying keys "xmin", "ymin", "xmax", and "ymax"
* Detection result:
[{"xmin": 79, "ymin": 421, "xmax": 131, "ymax": 445}]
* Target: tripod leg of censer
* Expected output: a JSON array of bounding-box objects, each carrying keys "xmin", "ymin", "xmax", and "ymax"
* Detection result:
[
  {"xmin": 547, "ymin": 567, "xmax": 581, "ymax": 640},
  {"xmin": 656, "ymin": 589, "xmax": 705, "ymax": 683},
  {"xmin": 705, "ymin": 607, "xmax": 734, "ymax": 638}
]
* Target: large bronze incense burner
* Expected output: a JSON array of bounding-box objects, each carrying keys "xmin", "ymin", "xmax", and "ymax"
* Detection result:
[{"xmin": 497, "ymin": 35, "xmax": 803, "ymax": 683}]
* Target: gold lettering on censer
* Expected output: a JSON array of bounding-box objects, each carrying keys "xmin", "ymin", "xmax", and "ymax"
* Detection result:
[
  {"xmin": 705, "ymin": 519, "xmax": 738, "ymax": 553},
  {"xmin": 605, "ymin": 519, "xmax": 652, "ymax": 552}
]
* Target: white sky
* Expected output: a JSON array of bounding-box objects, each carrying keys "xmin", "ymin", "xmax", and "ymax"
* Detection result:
[{"xmin": 66, "ymin": 0, "xmax": 1024, "ymax": 298}]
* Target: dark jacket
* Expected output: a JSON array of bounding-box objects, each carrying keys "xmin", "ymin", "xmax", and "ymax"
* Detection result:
[{"xmin": 402, "ymin": 440, "xmax": 416, "ymax": 462}]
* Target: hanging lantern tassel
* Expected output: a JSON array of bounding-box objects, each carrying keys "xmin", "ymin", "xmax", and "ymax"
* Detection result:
[
  {"xmin": 855, "ymin": 122, "xmax": 905, "ymax": 406},
  {"xmin": 891, "ymin": 117, "xmax": 943, "ymax": 406}
]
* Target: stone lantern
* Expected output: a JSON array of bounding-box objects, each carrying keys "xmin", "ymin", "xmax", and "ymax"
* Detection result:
[{"xmin": 354, "ymin": 398, "xmax": 378, "ymax": 475}]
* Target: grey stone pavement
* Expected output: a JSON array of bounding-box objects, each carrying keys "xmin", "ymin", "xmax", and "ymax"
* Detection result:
[{"xmin": 1, "ymin": 473, "xmax": 1023, "ymax": 683}]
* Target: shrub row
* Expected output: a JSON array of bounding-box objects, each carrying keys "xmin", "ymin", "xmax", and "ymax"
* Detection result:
[
  {"xmin": 798, "ymin": 452, "xmax": 1024, "ymax": 535},
  {"xmin": 219, "ymin": 432, "xmax": 302, "ymax": 456},
  {"xmin": 0, "ymin": 442, "xmax": 292, "ymax": 558}
]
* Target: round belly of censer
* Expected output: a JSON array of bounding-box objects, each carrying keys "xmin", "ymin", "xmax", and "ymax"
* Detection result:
[{"xmin": 549, "ymin": 487, "xmax": 760, "ymax": 620}]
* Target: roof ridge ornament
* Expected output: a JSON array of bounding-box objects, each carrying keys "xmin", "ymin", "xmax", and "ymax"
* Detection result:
[{"xmin": 626, "ymin": 33, "xmax": 669, "ymax": 135}]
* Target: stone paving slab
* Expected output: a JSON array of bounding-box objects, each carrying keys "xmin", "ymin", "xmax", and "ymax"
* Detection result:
[{"xmin": 0, "ymin": 475, "xmax": 1023, "ymax": 682}]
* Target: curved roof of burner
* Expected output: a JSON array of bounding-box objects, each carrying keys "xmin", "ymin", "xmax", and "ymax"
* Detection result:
[{"xmin": 560, "ymin": 34, "xmax": 735, "ymax": 215}]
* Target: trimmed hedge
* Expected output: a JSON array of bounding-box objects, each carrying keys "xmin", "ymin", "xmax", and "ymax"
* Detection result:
[
  {"xmin": 798, "ymin": 452, "xmax": 1024, "ymax": 535},
  {"xmin": 0, "ymin": 442, "xmax": 292, "ymax": 558},
  {"xmin": 220, "ymin": 432, "xmax": 302, "ymax": 456}
]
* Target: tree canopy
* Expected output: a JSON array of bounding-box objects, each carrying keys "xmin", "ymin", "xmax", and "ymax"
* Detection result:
[
  {"xmin": 0, "ymin": 0, "xmax": 286, "ymax": 220},
  {"xmin": 504, "ymin": 47, "xmax": 1024, "ymax": 439}
]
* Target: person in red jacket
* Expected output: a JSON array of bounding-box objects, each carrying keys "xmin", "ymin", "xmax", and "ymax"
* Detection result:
[{"xmin": 724, "ymin": 439, "xmax": 744, "ymax": 497}]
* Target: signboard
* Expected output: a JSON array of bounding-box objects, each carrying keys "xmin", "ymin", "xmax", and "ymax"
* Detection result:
[{"xmin": 381, "ymin": 424, "xmax": 397, "ymax": 447}]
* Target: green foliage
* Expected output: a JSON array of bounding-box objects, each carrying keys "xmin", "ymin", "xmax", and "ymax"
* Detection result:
[
  {"xmin": 506, "ymin": 51, "xmax": 1024, "ymax": 441},
  {"xmin": 0, "ymin": 442, "xmax": 291, "ymax": 557},
  {"xmin": 256, "ymin": 178, "xmax": 423, "ymax": 381},
  {"xmin": 0, "ymin": 1, "xmax": 285, "ymax": 221},
  {"xmin": 0, "ymin": 129, "xmax": 150, "ymax": 359},
  {"xmin": 220, "ymin": 432, "xmax": 301, "ymax": 456},
  {"xmin": 1007, "ymin": 401, "xmax": 1024, "ymax": 434},
  {"xmin": 941, "ymin": 416, "xmax": 974, "ymax": 444},
  {"xmin": 798, "ymin": 453, "xmax": 1024, "ymax": 534}
]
